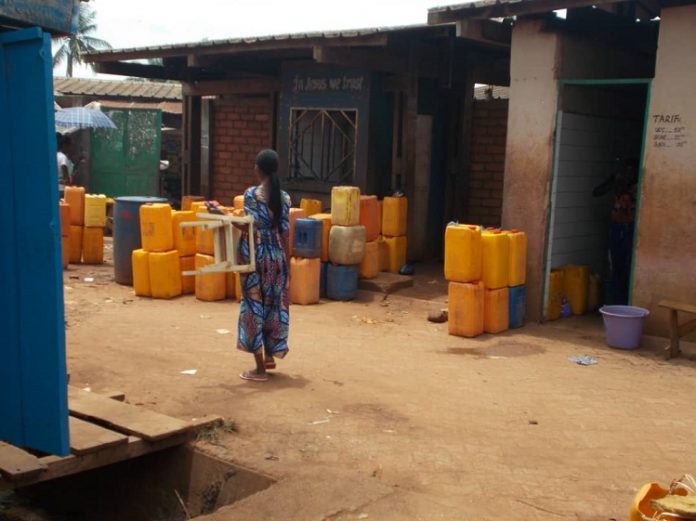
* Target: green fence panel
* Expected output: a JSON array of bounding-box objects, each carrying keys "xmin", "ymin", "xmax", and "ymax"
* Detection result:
[{"xmin": 90, "ymin": 108, "xmax": 161, "ymax": 197}]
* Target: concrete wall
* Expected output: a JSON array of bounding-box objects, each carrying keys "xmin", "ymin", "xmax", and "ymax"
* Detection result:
[
  {"xmin": 559, "ymin": 33, "xmax": 655, "ymax": 80},
  {"xmin": 633, "ymin": 5, "xmax": 696, "ymax": 334},
  {"xmin": 501, "ymin": 21, "xmax": 560, "ymax": 321},
  {"xmin": 469, "ymin": 98, "xmax": 508, "ymax": 227},
  {"xmin": 503, "ymin": 18, "xmax": 657, "ymax": 322},
  {"xmin": 211, "ymin": 96, "xmax": 272, "ymax": 204}
]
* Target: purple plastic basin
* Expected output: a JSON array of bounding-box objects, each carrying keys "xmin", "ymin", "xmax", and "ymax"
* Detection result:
[{"xmin": 599, "ymin": 305, "xmax": 650, "ymax": 350}]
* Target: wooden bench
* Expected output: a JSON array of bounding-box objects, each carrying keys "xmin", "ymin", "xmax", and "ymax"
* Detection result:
[{"xmin": 659, "ymin": 300, "xmax": 696, "ymax": 359}]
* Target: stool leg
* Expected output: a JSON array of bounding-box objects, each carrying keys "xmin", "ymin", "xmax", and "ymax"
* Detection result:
[{"xmin": 669, "ymin": 309, "xmax": 680, "ymax": 359}]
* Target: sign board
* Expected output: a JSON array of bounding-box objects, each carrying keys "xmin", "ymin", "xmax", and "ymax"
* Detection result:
[
  {"xmin": 0, "ymin": 0, "xmax": 80, "ymax": 35},
  {"xmin": 278, "ymin": 63, "xmax": 372, "ymax": 192}
]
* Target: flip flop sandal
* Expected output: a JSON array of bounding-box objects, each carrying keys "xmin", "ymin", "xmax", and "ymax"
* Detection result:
[{"xmin": 239, "ymin": 370, "xmax": 268, "ymax": 382}]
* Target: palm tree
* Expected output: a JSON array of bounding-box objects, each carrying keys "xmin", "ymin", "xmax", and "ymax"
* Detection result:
[{"xmin": 52, "ymin": 4, "xmax": 111, "ymax": 77}]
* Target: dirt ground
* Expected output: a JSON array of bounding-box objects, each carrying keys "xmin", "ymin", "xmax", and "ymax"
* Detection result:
[{"xmin": 63, "ymin": 245, "xmax": 696, "ymax": 521}]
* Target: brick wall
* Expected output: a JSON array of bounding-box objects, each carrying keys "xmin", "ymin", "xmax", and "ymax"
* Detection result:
[
  {"xmin": 211, "ymin": 96, "xmax": 272, "ymax": 204},
  {"xmin": 467, "ymin": 98, "xmax": 508, "ymax": 227}
]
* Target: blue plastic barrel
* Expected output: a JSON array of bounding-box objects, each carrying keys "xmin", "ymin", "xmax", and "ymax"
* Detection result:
[
  {"xmin": 327, "ymin": 264, "xmax": 358, "ymax": 301},
  {"xmin": 294, "ymin": 218, "xmax": 323, "ymax": 258},
  {"xmin": 509, "ymin": 285, "xmax": 526, "ymax": 329},
  {"xmin": 113, "ymin": 196, "xmax": 167, "ymax": 285},
  {"xmin": 320, "ymin": 262, "xmax": 328, "ymax": 298}
]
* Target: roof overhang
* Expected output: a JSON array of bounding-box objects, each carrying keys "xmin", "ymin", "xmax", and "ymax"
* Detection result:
[
  {"xmin": 86, "ymin": 25, "xmax": 444, "ymax": 64},
  {"xmin": 85, "ymin": 24, "xmax": 512, "ymax": 88},
  {"xmin": 428, "ymin": 0, "xmax": 696, "ymax": 22},
  {"xmin": 428, "ymin": 0, "xmax": 622, "ymax": 22}
]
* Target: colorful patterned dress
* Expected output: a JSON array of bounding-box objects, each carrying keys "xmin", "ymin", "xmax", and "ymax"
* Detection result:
[{"xmin": 237, "ymin": 186, "xmax": 291, "ymax": 358}]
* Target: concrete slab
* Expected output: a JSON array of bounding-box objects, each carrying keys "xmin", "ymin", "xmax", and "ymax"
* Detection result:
[
  {"xmin": 359, "ymin": 272, "xmax": 413, "ymax": 295},
  {"xmin": 197, "ymin": 468, "xmax": 394, "ymax": 521}
]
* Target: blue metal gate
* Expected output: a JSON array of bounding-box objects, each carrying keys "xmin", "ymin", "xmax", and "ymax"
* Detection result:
[{"xmin": 0, "ymin": 27, "xmax": 69, "ymax": 456}]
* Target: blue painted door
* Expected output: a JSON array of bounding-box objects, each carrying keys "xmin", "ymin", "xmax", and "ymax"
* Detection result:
[{"xmin": 0, "ymin": 28, "xmax": 69, "ymax": 456}]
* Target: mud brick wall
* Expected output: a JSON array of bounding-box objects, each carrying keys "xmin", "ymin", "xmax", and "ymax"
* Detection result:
[
  {"xmin": 467, "ymin": 98, "xmax": 509, "ymax": 227},
  {"xmin": 212, "ymin": 96, "xmax": 272, "ymax": 204}
]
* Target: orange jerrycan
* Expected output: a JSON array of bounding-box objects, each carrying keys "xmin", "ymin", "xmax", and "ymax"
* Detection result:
[
  {"xmin": 506, "ymin": 229, "xmax": 527, "ymax": 287},
  {"xmin": 289, "ymin": 257, "xmax": 321, "ymax": 305},
  {"xmin": 448, "ymin": 281, "xmax": 484, "ymax": 338},
  {"xmin": 359, "ymin": 241, "xmax": 380, "ymax": 279},
  {"xmin": 481, "ymin": 230, "xmax": 509, "ymax": 290},
  {"xmin": 382, "ymin": 196, "xmax": 407, "ymax": 237},
  {"xmin": 140, "ymin": 203, "xmax": 174, "ymax": 252},
  {"xmin": 562, "ymin": 264, "xmax": 589, "ymax": 315},
  {"xmin": 331, "ymin": 186, "xmax": 360, "ymax": 226},
  {"xmin": 444, "ymin": 224, "xmax": 482, "ymax": 283},
  {"xmin": 484, "ymin": 287, "xmax": 509, "ymax": 334},
  {"xmin": 149, "ymin": 251, "xmax": 182, "ymax": 299}
]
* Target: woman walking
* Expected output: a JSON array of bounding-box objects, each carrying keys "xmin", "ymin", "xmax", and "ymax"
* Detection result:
[{"xmin": 238, "ymin": 149, "xmax": 291, "ymax": 382}]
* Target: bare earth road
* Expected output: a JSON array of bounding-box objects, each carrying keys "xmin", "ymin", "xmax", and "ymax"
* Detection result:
[{"xmin": 63, "ymin": 255, "xmax": 696, "ymax": 521}]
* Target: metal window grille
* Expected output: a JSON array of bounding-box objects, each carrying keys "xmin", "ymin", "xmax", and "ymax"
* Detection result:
[{"xmin": 288, "ymin": 108, "xmax": 357, "ymax": 185}]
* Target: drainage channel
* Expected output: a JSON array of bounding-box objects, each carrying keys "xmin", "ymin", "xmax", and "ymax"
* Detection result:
[{"xmin": 0, "ymin": 446, "xmax": 274, "ymax": 521}]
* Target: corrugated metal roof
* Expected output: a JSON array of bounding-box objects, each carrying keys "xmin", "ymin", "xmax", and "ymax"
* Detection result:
[
  {"xmin": 86, "ymin": 24, "xmax": 445, "ymax": 61},
  {"xmin": 98, "ymin": 100, "xmax": 182, "ymax": 114},
  {"xmin": 430, "ymin": 0, "xmax": 531, "ymax": 16},
  {"xmin": 53, "ymin": 77, "xmax": 181, "ymax": 100}
]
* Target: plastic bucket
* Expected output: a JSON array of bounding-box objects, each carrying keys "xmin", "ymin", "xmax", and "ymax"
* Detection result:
[{"xmin": 599, "ymin": 305, "xmax": 650, "ymax": 350}]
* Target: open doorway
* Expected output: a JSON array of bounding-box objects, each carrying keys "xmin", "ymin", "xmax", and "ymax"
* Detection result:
[{"xmin": 544, "ymin": 81, "xmax": 649, "ymax": 315}]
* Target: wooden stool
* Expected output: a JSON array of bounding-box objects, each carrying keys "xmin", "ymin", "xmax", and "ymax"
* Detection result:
[
  {"xmin": 180, "ymin": 213, "xmax": 256, "ymax": 276},
  {"xmin": 659, "ymin": 300, "xmax": 696, "ymax": 359}
]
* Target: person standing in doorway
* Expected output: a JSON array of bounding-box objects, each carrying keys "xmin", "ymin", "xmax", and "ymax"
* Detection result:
[
  {"xmin": 609, "ymin": 191, "xmax": 635, "ymax": 304},
  {"xmin": 593, "ymin": 158, "xmax": 638, "ymax": 304},
  {"xmin": 237, "ymin": 149, "xmax": 292, "ymax": 382},
  {"xmin": 56, "ymin": 134, "xmax": 73, "ymax": 198}
]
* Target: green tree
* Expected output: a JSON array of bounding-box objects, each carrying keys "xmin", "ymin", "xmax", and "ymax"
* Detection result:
[{"xmin": 52, "ymin": 4, "xmax": 111, "ymax": 77}]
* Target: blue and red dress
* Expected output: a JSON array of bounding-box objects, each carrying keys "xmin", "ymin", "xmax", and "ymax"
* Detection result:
[{"xmin": 237, "ymin": 186, "xmax": 291, "ymax": 358}]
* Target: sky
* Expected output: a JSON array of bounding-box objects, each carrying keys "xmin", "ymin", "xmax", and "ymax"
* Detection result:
[{"xmin": 56, "ymin": 0, "xmax": 446, "ymax": 78}]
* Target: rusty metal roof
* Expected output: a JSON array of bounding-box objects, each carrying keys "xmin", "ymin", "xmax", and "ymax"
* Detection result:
[
  {"xmin": 97, "ymin": 100, "xmax": 182, "ymax": 114},
  {"xmin": 53, "ymin": 77, "xmax": 181, "ymax": 100},
  {"xmin": 86, "ymin": 24, "xmax": 449, "ymax": 62}
]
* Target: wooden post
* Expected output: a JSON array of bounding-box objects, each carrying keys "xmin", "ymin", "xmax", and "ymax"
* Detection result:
[
  {"xmin": 182, "ymin": 94, "xmax": 202, "ymax": 197},
  {"xmin": 390, "ymin": 89, "xmax": 405, "ymax": 192},
  {"xmin": 404, "ymin": 45, "xmax": 419, "ymax": 259},
  {"xmin": 200, "ymin": 98, "xmax": 213, "ymax": 197},
  {"xmin": 442, "ymin": 56, "xmax": 474, "ymax": 224},
  {"xmin": 443, "ymin": 91, "xmax": 461, "ymax": 224},
  {"xmin": 458, "ymin": 56, "xmax": 475, "ymax": 223},
  {"xmin": 668, "ymin": 308, "xmax": 680, "ymax": 359}
]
